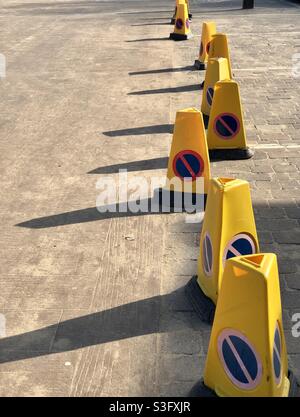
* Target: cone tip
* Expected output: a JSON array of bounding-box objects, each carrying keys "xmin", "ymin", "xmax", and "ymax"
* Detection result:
[
  {"xmin": 214, "ymin": 32, "xmax": 227, "ymax": 38},
  {"xmin": 216, "ymin": 177, "xmax": 236, "ymax": 186},
  {"xmin": 215, "ymin": 177, "xmax": 249, "ymax": 189},
  {"xmin": 215, "ymin": 78, "xmax": 236, "ymax": 86},
  {"xmin": 178, "ymin": 107, "xmax": 200, "ymax": 114},
  {"xmin": 233, "ymin": 253, "xmax": 277, "ymax": 271},
  {"xmin": 203, "ymin": 21, "xmax": 216, "ymax": 26}
]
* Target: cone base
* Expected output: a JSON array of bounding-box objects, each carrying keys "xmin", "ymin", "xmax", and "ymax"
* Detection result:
[
  {"xmin": 185, "ymin": 275, "xmax": 215, "ymax": 324},
  {"xmin": 194, "ymin": 60, "xmax": 206, "ymax": 71},
  {"xmin": 191, "ymin": 370, "xmax": 299, "ymax": 397},
  {"xmin": 288, "ymin": 369, "xmax": 300, "ymax": 397},
  {"xmin": 154, "ymin": 188, "xmax": 206, "ymax": 212},
  {"xmin": 189, "ymin": 379, "xmax": 217, "ymax": 397},
  {"xmin": 243, "ymin": 0, "xmax": 254, "ymax": 9},
  {"xmin": 203, "ymin": 114, "xmax": 209, "ymax": 129},
  {"xmin": 169, "ymin": 32, "xmax": 193, "ymax": 41},
  {"xmin": 209, "ymin": 147, "xmax": 254, "ymax": 161}
]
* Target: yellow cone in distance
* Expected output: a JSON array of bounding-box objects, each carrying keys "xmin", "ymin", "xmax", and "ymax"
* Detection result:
[
  {"xmin": 197, "ymin": 177, "xmax": 259, "ymax": 305},
  {"xmin": 195, "ymin": 22, "xmax": 217, "ymax": 70},
  {"xmin": 156, "ymin": 108, "xmax": 210, "ymax": 210},
  {"xmin": 204, "ymin": 253, "xmax": 290, "ymax": 397},
  {"xmin": 207, "ymin": 79, "xmax": 254, "ymax": 159},
  {"xmin": 185, "ymin": 0, "xmax": 192, "ymax": 19},
  {"xmin": 201, "ymin": 57, "xmax": 230, "ymax": 126},
  {"xmin": 208, "ymin": 33, "xmax": 233, "ymax": 79},
  {"xmin": 170, "ymin": 1, "xmax": 192, "ymax": 41}
]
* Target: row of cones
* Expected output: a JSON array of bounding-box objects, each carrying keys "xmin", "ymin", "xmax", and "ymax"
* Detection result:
[
  {"xmin": 161, "ymin": 13, "xmax": 253, "ymax": 208},
  {"xmin": 170, "ymin": 1, "xmax": 250, "ymax": 158},
  {"xmin": 158, "ymin": 2, "xmax": 299, "ymax": 397}
]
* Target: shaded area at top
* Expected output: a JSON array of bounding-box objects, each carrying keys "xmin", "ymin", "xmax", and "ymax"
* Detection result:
[{"xmin": 3, "ymin": 0, "xmax": 297, "ymax": 17}]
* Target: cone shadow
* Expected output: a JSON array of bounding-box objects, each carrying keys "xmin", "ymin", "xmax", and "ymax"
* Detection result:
[
  {"xmin": 15, "ymin": 199, "xmax": 164, "ymax": 229},
  {"xmin": 0, "ymin": 286, "xmax": 195, "ymax": 364},
  {"xmin": 87, "ymin": 157, "xmax": 168, "ymax": 174},
  {"xmin": 128, "ymin": 84, "xmax": 202, "ymax": 96},
  {"xmin": 131, "ymin": 22, "xmax": 170, "ymax": 27},
  {"xmin": 119, "ymin": 10, "xmax": 172, "ymax": 15},
  {"xmin": 102, "ymin": 124, "xmax": 173, "ymax": 137},
  {"xmin": 16, "ymin": 192, "xmax": 204, "ymax": 228},
  {"xmin": 126, "ymin": 37, "xmax": 170, "ymax": 43},
  {"xmin": 129, "ymin": 66, "xmax": 195, "ymax": 76}
]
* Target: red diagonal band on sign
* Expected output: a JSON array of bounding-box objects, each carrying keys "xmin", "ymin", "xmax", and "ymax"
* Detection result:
[
  {"xmin": 180, "ymin": 155, "xmax": 196, "ymax": 178},
  {"xmin": 218, "ymin": 116, "xmax": 235, "ymax": 136}
]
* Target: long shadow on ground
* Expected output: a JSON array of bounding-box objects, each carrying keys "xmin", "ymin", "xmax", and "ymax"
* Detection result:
[
  {"xmin": 102, "ymin": 124, "xmax": 173, "ymax": 137},
  {"xmin": 88, "ymin": 157, "xmax": 168, "ymax": 174},
  {"xmin": 128, "ymin": 84, "xmax": 202, "ymax": 96},
  {"xmin": 0, "ymin": 286, "xmax": 196, "ymax": 364}
]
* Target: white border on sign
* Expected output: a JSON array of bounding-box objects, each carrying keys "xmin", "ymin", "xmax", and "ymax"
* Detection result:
[
  {"xmin": 202, "ymin": 231, "xmax": 213, "ymax": 276},
  {"xmin": 206, "ymin": 85, "xmax": 214, "ymax": 107},
  {"xmin": 273, "ymin": 322, "xmax": 282, "ymax": 386}
]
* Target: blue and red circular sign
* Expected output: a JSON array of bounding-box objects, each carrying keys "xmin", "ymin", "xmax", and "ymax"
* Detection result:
[
  {"xmin": 176, "ymin": 18, "xmax": 183, "ymax": 30},
  {"xmin": 173, "ymin": 150, "xmax": 204, "ymax": 181},
  {"xmin": 223, "ymin": 233, "xmax": 256, "ymax": 267},
  {"xmin": 218, "ymin": 329, "xmax": 262, "ymax": 390},
  {"xmin": 206, "ymin": 86, "xmax": 214, "ymax": 106},
  {"xmin": 214, "ymin": 113, "xmax": 240, "ymax": 139},
  {"xmin": 202, "ymin": 232, "xmax": 213, "ymax": 276},
  {"xmin": 273, "ymin": 323, "xmax": 282, "ymax": 385}
]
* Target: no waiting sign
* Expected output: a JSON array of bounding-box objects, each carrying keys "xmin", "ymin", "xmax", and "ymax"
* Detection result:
[
  {"xmin": 214, "ymin": 112, "xmax": 240, "ymax": 139},
  {"xmin": 173, "ymin": 150, "xmax": 204, "ymax": 181},
  {"xmin": 223, "ymin": 233, "xmax": 256, "ymax": 267},
  {"xmin": 218, "ymin": 329, "xmax": 262, "ymax": 390}
]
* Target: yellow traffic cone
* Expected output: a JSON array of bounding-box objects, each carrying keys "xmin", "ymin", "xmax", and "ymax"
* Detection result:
[
  {"xmin": 207, "ymin": 80, "xmax": 254, "ymax": 160},
  {"xmin": 155, "ymin": 108, "xmax": 210, "ymax": 211},
  {"xmin": 208, "ymin": 33, "xmax": 233, "ymax": 79},
  {"xmin": 170, "ymin": 1, "xmax": 192, "ymax": 41},
  {"xmin": 171, "ymin": 1, "xmax": 191, "ymax": 25},
  {"xmin": 203, "ymin": 253, "xmax": 296, "ymax": 397},
  {"xmin": 194, "ymin": 22, "xmax": 217, "ymax": 70},
  {"xmin": 201, "ymin": 57, "xmax": 231, "ymax": 128},
  {"xmin": 185, "ymin": 177, "xmax": 259, "ymax": 322}
]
